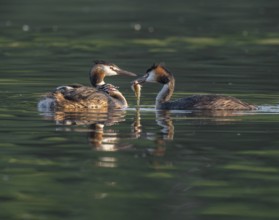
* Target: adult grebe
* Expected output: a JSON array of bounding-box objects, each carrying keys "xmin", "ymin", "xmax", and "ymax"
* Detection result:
[
  {"xmin": 133, "ymin": 63, "xmax": 257, "ymax": 110},
  {"xmin": 38, "ymin": 60, "xmax": 137, "ymax": 111}
]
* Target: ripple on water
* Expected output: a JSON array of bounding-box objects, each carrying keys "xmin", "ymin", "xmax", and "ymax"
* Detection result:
[{"xmin": 240, "ymin": 105, "xmax": 279, "ymax": 115}]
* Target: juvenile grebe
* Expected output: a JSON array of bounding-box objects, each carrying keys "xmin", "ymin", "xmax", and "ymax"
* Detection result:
[
  {"xmin": 133, "ymin": 63, "xmax": 257, "ymax": 110},
  {"xmin": 38, "ymin": 60, "xmax": 137, "ymax": 111}
]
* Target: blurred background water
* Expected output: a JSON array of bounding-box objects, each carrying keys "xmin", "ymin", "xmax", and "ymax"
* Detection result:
[{"xmin": 0, "ymin": 0, "xmax": 279, "ymax": 219}]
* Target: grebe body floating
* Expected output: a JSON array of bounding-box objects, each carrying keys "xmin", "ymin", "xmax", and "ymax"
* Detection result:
[
  {"xmin": 38, "ymin": 60, "xmax": 136, "ymax": 112},
  {"xmin": 133, "ymin": 63, "xmax": 256, "ymax": 110}
]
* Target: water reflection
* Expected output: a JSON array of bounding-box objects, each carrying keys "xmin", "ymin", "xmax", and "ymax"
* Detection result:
[
  {"xmin": 131, "ymin": 107, "xmax": 142, "ymax": 139},
  {"xmin": 39, "ymin": 106, "xmax": 279, "ymax": 173},
  {"xmin": 39, "ymin": 108, "xmax": 254, "ymax": 155},
  {"xmin": 40, "ymin": 110, "xmax": 126, "ymax": 127},
  {"xmin": 133, "ymin": 109, "xmax": 247, "ymax": 158},
  {"xmin": 155, "ymin": 111, "xmax": 174, "ymax": 140},
  {"xmin": 88, "ymin": 123, "xmax": 133, "ymax": 152},
  {"xmin": 40, "ymin": 110, "xmax": 131, "ymax": 151},
  {"xmin": 132, "ymin": 110, "xmax": 175, "ymax": 158},
  {"xmin": 36, "ymin": 107, "xmax": 279, "ymax": 219}
]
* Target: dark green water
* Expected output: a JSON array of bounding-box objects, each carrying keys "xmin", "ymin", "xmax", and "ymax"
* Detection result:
[{"xmin": 1, "ymin": 0, "xmax": 279, "ymax": 219}]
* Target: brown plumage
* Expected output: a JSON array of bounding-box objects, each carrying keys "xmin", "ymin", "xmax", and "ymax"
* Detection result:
[
  {"xmin": 52, "ymin": 86, "xmax": 110, "ymax": 110},
  {"xmin": 133, "ymin": 63, "xmax": 257, "ymax": 110},
  {"xmin": 38, "ymin": 61, "xmax": 136, "ymax": 112}
]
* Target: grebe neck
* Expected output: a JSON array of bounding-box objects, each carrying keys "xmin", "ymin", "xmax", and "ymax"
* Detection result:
[
  {"xmin": 155, "ymin": 78, "xmax": 175, "ymax": 107},
  {"xmin": 90, "ymin": 74, "xmax": 105, "ymax": 87}
]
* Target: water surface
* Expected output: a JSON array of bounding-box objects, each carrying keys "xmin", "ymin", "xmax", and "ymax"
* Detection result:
[{"xmin": 0, "ymin": 0, "xmax": 279, "ymax": 219}]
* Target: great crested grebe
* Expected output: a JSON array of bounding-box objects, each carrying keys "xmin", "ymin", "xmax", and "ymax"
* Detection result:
[
  {"xmin": 38, "ymin": 60, "xmax": 137, "ymax": 111},
  {"xmin": 133, "ymin": 63, "xmax": 257, "ymax": 110}
]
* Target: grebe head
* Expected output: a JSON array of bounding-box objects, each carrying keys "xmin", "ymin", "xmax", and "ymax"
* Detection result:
[
  {"xmin": 134, "ymin": 63, "xmax": 173, "ymax": 85},
  {"xmin": 90, "ymin": 60, "xmax": 137, "ymax": 87}
]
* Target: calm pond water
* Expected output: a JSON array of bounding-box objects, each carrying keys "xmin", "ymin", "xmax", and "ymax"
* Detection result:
[{"xmin": 1, "ymin": 0, "xmax": 279, "ymax": 219}]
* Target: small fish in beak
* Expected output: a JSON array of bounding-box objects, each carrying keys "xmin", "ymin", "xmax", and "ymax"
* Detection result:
[{"xmin": 131, "ymin": 80, "xmax": 142, "ymax": 107}]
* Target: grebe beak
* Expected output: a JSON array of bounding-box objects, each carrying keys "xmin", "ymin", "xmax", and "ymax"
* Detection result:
[
  {"xmin": 131, "ymin": 74, "xmax": 147, "ymax": 85},
  {"xmin": 115, "ymin": 68, "xmax": 137, "ymax": 77}
]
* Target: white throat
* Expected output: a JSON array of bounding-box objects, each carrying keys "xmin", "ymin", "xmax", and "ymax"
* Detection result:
[
  {"xmin": 96, "ymin": 81, "xmax": 105, "ymax": 86},
  {"xmin": 156, "ymin": 84, "xmax": 169, "ymax": 104},
  {"xmin": 146, "ymin": 70, "xmax": 157, "ymax": 83}
]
